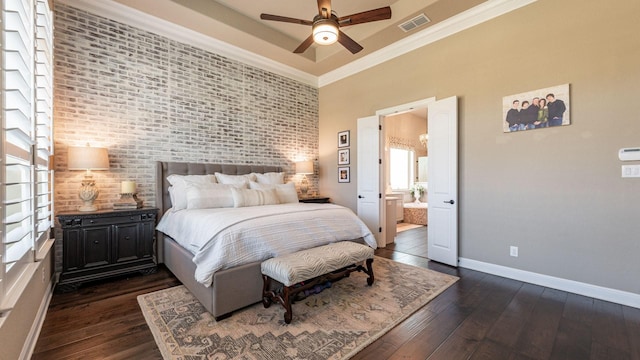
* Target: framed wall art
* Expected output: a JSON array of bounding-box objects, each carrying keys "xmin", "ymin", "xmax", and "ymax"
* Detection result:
[
  {"xmin": 338, "ymin": 167, "xmax": 350, "ymax": 183},
  {"xmin": 338, "ymin": 148, "xmax": 350, "ymax": 165},
  {"xmin": 338, "ymin": 130, "xmax": 350, "ymax": 148},
  {"xmin": 502, "ymin": 83, "xmax": 571, "ymax": 133}
]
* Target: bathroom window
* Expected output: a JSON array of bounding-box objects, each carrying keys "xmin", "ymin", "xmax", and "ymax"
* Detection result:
[{"xmin": 389, "ymin": 147, "xmax": 415, "ymax": 190}]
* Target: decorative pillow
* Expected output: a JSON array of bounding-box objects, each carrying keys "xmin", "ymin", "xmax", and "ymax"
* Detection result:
[
  {"xmin": 249, "ymin": 181, "xmax": 298, "ymax": 204},
  {"xmin": 253, "ymin": 172, "xmax": 285, "ymax": 184},
  {"xmin": 185, "ymin": 183, "xmax": 246, "ymax": 209},
  {"xmin": 214, "ymin": 172, "xmax": 256, "ymax": 186},
  {"xmin": 166, "ymin": 174, "xmax": 217, "ymax": 211},
  {"xmin": 231, "ymin": 187, "xmax": 280, "ymax": 208}
]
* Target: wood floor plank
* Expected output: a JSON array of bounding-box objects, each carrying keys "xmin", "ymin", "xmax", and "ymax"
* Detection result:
[
  {"xmin": 591, "ymin": 299, "xmax": 632, "ymax": 357},
  {"xmin": 549, "ymin": 292, "xmax": 594, "ymax": 359},
  {"xmin": 387, "ymin": 302, "xmax": 472, "ymax": 359},
  {"xmin": 514, "ymin": 287, "xmax": 568, "ymax": 359},
  {"xmin": 622, "ymin": 306, "xmax": 640, "ymax": 360},
  {"xmin": 485, "ymin": 282, "xmax": 545, "ymax": 349}
]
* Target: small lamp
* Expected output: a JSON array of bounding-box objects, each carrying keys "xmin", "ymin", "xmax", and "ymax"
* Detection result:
[
  {"xmin": 68, "ymin": 144, "xmax": 109, "ymax": 212},
  {"xmin": 114, "ymin": 180, "xmax": 143, "ymax": 209},
  {"xmin": 295, "ymin": 160, "xmax": 314, "ymax": 196}
]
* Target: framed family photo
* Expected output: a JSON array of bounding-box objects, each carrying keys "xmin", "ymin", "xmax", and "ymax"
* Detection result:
[
  {"xmin": 338, "ymin": 167, "xmax": 350, "ymax": 183},
  {"xmin": 502, "ymin": 83, "xmax": 571, "ymax": 133},
  {"xmin": 338, "ymin": 130, "xmax": 350, "ymax": 148},
  {"xmin": 338, "ymin": 148, "xmax": 350, "ymax": 165}
]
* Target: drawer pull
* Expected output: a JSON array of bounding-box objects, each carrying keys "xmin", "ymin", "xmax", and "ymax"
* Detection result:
[
  {"xmin": 93, "ymin": 240, "xmax": 99, "ymax": 244},
  {"xmin": 125, "ymin": 236, "xmax": 130, "ymax": 240}
]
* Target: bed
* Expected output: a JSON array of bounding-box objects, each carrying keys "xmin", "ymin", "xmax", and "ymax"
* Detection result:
[{"xmin": 154, "ymin": 161, "xmax": 376, "ymax": 319}]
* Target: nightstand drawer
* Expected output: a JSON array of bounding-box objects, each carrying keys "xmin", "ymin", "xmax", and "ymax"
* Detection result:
[{"xmin": 82, "ymin": 215, "xmax": 141, "ymax": 226}]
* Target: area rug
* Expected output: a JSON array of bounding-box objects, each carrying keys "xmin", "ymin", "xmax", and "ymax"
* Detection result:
[{"xmin": 138, "ymin": 256, "xmax": 458, "ymax": 360}]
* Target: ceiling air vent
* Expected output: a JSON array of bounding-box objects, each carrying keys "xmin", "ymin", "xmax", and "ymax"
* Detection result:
[{"xmin": 398, "ymin": 13, "xmax": 431, "ymax": 32}]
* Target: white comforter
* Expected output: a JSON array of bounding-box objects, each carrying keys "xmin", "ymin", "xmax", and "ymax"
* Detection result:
[{"xmin": 156, "ymin": 203, "xmax": 376, "ymax": 287}]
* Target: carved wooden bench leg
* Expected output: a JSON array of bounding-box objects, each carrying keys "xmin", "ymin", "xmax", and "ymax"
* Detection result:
[
  {"xmin": 282, "ymin": 285, "xmax": 293, "ymax": 324},
  {"xmin": 365, "ymin": 258, "xmax": 375, "ymax": 286},
  {"xmin": 262, "ymin": 275, "xmax": 273, "ymax": 308}
]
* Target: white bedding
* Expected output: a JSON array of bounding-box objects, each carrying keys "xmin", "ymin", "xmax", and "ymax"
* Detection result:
[{"xmin": 156, "ymin": 203, "xmax": 376, "ymax": 286}]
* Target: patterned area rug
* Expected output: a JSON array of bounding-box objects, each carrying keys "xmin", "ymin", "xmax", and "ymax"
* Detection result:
[{"xmin": 138, "ymin": 256, "xmax": 458, "ymax": 360}]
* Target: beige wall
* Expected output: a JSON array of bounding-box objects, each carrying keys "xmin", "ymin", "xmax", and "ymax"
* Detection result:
[{"xmin": 319, "ymin": 0, "xmax": 640, "ymax": 294}]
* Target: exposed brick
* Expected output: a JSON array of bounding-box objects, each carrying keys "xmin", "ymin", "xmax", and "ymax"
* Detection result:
[{"xmin": 53, "ymin": 4, "xmax": 319, "ymax": 272}]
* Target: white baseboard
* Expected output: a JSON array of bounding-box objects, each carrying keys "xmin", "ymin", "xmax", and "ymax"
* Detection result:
[{"xmin": 458, "ymin": 257, "xmax": 640, "ymax": 309}]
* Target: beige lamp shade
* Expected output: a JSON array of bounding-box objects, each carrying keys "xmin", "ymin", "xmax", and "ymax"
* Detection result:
[
  {"xmin": 295, "ymin": 160, "xmax": 313, "ymax": 175},
  {"xmin": 68, "ymin": 145, "xmax": 109, "ymax": 170}
]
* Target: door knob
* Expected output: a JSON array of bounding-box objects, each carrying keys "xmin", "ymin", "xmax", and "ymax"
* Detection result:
[
  {"xmin": 358, "ymin": 195, "xmax": 364, "ymax": 199},
  {"xmin": 444, "ymin": 200, "xmax": 455, "ymax": 204}
]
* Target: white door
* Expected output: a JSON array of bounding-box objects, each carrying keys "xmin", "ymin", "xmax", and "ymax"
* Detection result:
[
  {"xmin": 357, "ymin": 116, "xmax": 383, "ymax": 247},
  {"xmin": 427, "ymin": 96, "xmax": 458, "ymax": 266}
]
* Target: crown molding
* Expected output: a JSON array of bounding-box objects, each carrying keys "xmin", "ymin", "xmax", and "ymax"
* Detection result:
[
  {"xmin": 56, "ymin": 0, "xmax": 319, "ymax": 87},
  {"xmin": 57, "ymin": 0, "xmax": 536, "ymax": 89},
  {"xmin": 318, "ymin": 0, "xmax": 537, "ymax": 87}
]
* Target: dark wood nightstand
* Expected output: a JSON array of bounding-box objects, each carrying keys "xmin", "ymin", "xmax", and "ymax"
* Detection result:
[
  {"xmin": 299, "ymin": 196, "xmax": 331, "ymax": 203},
  {"xmin": 56, "ymin": 207, "xmax": 158, "ymax": 291}
]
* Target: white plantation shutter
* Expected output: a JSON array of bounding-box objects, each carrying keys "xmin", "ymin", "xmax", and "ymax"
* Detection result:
[
  {"xmin": 1, "ymin": 0, "xmax": 52, "ymax": 309},
  {"xmin": 34, "ymin": 0, "xmax": 53, "ymax": 253}
]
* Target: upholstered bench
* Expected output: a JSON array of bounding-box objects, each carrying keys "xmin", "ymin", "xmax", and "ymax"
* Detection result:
[{"xmin": 261, "ymin": 241, "xmax": 375, "ymax": 324}]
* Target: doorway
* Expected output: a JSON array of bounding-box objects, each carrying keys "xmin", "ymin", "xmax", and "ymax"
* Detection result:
[
  {"xmin": 383, "ymin": 108, "xmax": 428, "ymax": 243},
  {"xmin": 359, "ymin": 96, "xmax": 459, "ymax": 266}
]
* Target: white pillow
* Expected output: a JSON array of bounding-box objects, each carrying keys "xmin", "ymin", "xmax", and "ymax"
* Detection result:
[
  {"xmin": 249, "ymin": 181, "xmax": 299, "ymax": 204},
  {"xmin": 231, "ymin": 187, "xmax": 280, "ymax": 207},
  {"xmin": 185, "ymin": 183, "xmax": 245, "ymax": 209},
  {"xmin": 254, "ymin": 172, "xmax": 285, "ymax": 184},
  {"xmin": 214, "ymin": 172, "xmax": 256, "ymax": 186},
  {"xmin": 166, "ymin": 174, "xmax": 217, "ymax": 211}
]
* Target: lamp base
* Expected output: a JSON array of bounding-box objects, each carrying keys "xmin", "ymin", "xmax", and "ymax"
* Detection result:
[
  {"xmin": 78, "ymin": 176, "xmax": 99, "ymax": 212},
  {"xmin": 78, "ymin": 203, "xmax": 98, "ymax": 212},
  {"xmin": 113, "ymin": 193, "xmax": 143, "ymax": 210}
]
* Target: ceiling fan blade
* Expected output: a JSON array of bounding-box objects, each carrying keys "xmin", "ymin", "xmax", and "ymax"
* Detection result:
[
  {"xmin": 260, "ymin": 13, "xmax": 313, "ymax": 26},
  {"xmin": 317, "ymin": 0, "xmax": 331, "ymax": 18},
  {"xmin": 293, "ymin": 35, "xmax": 315, "ymax": 53},
  {"xmin": 337, "ymin": 30, "xmax": 363, "ymax": 54},
  {"xmin": 338, "ymin": 6, "xmax": 392, "ymax": 26}
]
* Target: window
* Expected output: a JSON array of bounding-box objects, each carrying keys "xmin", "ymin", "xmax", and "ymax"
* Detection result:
[
  {"xmin": 1, "ymin": 0, "xmax": 53, "ymax": 314},
  {"xmin": 389, "ymin": 147, "xmax": 415, "ymax": 190}
]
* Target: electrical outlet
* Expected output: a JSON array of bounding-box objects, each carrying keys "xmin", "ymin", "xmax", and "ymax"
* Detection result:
[{"xmin": 510, "ymin": 246, "xmax": 518, "ymax": 257}]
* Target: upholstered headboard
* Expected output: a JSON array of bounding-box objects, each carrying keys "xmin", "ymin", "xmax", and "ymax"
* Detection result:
[{"xmin": 154, "ymin": 161, "xmax": 283, "ymax": 262}]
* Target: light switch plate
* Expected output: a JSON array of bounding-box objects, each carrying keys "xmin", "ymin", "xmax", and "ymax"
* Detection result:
[{"xmin": 622, "ymin": 165, "xmax": 640, "ymax": 178}]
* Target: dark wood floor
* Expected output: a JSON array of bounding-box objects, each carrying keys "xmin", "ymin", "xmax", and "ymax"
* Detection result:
[{"xmin": 33, "ymin": 227, "xmax": 640, "ymax": 359}]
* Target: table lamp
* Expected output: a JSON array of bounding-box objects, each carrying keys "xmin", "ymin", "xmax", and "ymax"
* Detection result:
[
  {"xmin": 295, "ymin": 160, "xmax": 313, "ymax": 196},
  {"xmin": 67, "ymin": 144, "xmax": 109, "ymax": 212}
]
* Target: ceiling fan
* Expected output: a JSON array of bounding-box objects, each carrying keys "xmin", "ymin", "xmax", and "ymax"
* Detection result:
[{"xmin": 260, "ymin": 0, "xmax": 392, "ymax": 54}]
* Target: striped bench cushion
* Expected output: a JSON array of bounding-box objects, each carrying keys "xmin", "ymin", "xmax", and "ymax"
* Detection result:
[{"xmin": 261, "ymin": 241, "xmax": 374, "ymax": 287}]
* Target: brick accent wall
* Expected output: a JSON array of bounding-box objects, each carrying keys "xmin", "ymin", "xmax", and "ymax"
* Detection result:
[{"xmin": 53, "ymin": 4, "xmax": 318, "ymax": 270}]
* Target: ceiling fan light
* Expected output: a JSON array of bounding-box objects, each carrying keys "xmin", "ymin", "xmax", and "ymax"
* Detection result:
[{"xmin": 313, "ymin": 21, "xmax": 338, "ymax": 45}]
